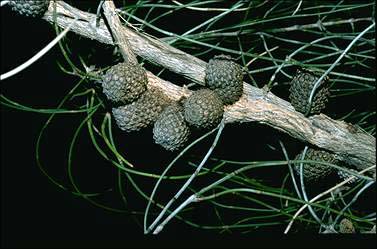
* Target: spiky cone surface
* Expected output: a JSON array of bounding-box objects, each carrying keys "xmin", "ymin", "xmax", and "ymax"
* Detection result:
[
  {"xmin": 205, "ymin": 55, "xmax": 244, "ymax": 105},
  {"xmin": 339, "ymin": 218, "xmax": 355, "ymax": 234},
  {"xmin": 9, "ymin": 0, "xmax": 49, "ymax": 18},
  {"xmin": 212, "ymin": 85, "xmax": 243, "ymax": 106},
  {"xmin": 112, "ymin": 87, "xmax": 171, "ymax": 132},
  {"xmin": 337, "ymin": 168, "xmax": 358, "ymax": 185},
  {"xmin": 102, "ymin": 62, "xmax": 148, "ymax": 105},
  {"xmin": 289, "ymin": 69, "xmax": 330, "ymax": 115},
  {"xmin": 293, "ymin": 148, "xmax": 337, "ymax": 182},
  {"xmin": 153, "ymin": 102, "xmax": 190, "ymax": 151},
  {"xmin": 183, "ymin": 89, "xmax": 224, "ymax": 129}
]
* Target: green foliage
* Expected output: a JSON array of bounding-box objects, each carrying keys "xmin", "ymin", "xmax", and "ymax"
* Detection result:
[{"xmin": 1, "ymin": 0, "xmax": 375, "ymax": 234}]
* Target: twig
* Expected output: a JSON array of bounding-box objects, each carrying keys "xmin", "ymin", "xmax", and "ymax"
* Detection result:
[
  {"xmin": 305, "ymin": 22, "xmax": 376, "ymax": 116},
  {"xmin": 268, "ymin": 35, "xmax": 338, "ymax": 88},
  {"xmin": 41, "ymin": 1, "xmax": 376, "ymax": 170},
  {"xmin": 332, "ymin": 180, "xmax": 375, "ymax": 226},
  {"xmin": 284, "ymin": 164, "xmax": 376, "ymax": 234},
  {"xmin": 172, "ymin": 0, "xmax": 249, "ymax": 12},
  {"xmin": 1, "ymin": 0, "xmax": 9, "ymax": 7},
  {"xmin": 143, "ymin": 124, "xmax": 220, "ymax": 234},
  {"xmin": 1, "ymin": 16, "xmax": 78, "ymax": 81},
  {"xmin": 245, "ymin": 45, "xmax": 279, "ymax": 67},
  {"xmin": 95, "ymin": 1, "xmax": 104, "ymax": 28},
  {"xmin": 154, "ymin": 184, "xmax": 337, "ymax": 234},
  {"xmin": 147, "ymin": 121, "xmax": 225, "ymax": 234},
  {"xmin": 153, "ymin": 162, "xmax": 375, "ymax": 234},
  {"xmin": 298, "ymin": 146, "xmax": 324, "ymax": 226},
  {"xmin": 270, "ymin": 17, "xmax": 373, "ymax": 32},
  {"xmin": 291, "ymin": 0, "xmax": 302, "ymax": 16},
  {"xmin": 101, "ymin": 1, "xmax": 137, "ymax": 64},
  {"xmin": 279, "ymin": 141, "xmax": 302, "ymax": 200},
  {"xmin": 259, "ymin": 34, "xmax": 291, "ymax": 88},
  {"xmin": 167, "ymin": 1, "xmax": 245, "ymax": 45},
  {"xmin": 153, "ymin": 195, "xmax": 197, "ymax": 234}
]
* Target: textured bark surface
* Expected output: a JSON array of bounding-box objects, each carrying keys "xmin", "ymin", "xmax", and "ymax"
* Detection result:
[
  {"xmin": 42, "ymin": 1, "xmax": 375, "ymax": 171},
  {"xmin": 101, "ymin": 1, "xmax": 137, "ymax": 65}
]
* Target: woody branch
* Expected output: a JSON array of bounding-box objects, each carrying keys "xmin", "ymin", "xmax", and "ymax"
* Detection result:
[{"xmin": 42, "ymin": 1, "xmax": 376, "ymax": 173}]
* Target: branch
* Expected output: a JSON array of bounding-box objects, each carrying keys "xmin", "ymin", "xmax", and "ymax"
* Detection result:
[
  {"xmin": 101, "ymin": 1, "xmax": 137, "ymax": 64},
  {"xmin": 42, "ymin": 1, "xmax": 376, "ymax": 171}
]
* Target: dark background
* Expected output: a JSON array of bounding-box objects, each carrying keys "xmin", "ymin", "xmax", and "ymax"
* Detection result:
[{"xmin": 1, "ymin": 1, "xmax": 375, "ymax": 248}]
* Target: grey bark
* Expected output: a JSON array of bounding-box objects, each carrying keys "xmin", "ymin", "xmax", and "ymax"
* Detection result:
[
  {"xmin": 101, "ymin": 1, "xmax": 137, "ymax": 64},
  {"xmin": 42, "ymin": 1, "xmax": 376, "ymax": 172}
]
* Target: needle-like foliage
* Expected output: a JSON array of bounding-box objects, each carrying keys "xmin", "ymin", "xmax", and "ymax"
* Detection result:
[{"xmin": 1, "ymin": 0, "xmax": 375, "ymax": 235}]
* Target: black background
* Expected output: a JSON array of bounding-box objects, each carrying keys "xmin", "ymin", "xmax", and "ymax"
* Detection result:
[{"xmin": 1, "ymin": 1, "xmax": 375, "ymax": 248}]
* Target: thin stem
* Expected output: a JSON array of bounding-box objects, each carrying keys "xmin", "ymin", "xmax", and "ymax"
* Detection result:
[
  {"xmin": 102, "ymin": 1, "xmax": 138, "ymax": 64},
  {"xmin": 168, "ymin": 1, "xmax": 245, "ymax": 45},
  {"xmin": 299, "ymin": 147, "xmax": 324, "ymax": 226},
  {"xmin": 96, "ymin": 0, "xmax": 105, "ymax": 27},
  {"xmin": 143, "ymin": 125, "xmax": 221, "ymax": 233},
  {"xmin": 1, "ymin": 0, "xmax": 9, "ymax": 7},
  {"xmin": 333, "ymin": 181, "xmax": 375, "ymax": 227},
  {"xmin": 278, "ymin": 141, "xmax": 302, "ymax": 200},
  {"xmin": 268, "ymin": 35, "xmax": 343, "ymax": 87},
  {"xmin": 153, "ymin": 195, "xmax": 197, "ymax": 234},
  {"xmin": 172, "ymin": 0, "xmax": 249, "ymax": 12},
  {"xmin": 291, "ymin": 0, "xmax": 302, "ymax": 16},
  {"xmin": 147, "ymin": 121, "xmax": 225, "ymax": 234},
  {"xmin": 305, "ymin": 22, "xmax": 375, "ymax": 116},
  {"xmin": 1, "ymin": 17, "xmax": 78, "ymax": 81},
  {"xmin": 284, "ymin": 165, "xmax": 376, "ymax": 234}
]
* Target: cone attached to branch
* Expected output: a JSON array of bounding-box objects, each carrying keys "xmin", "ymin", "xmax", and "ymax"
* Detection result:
[
  {"xmin": 337, "ymin": 168, "xmax": 359, "ymax": 185},
  {"xmin": 293, "ymin": 148, "xmax": 337, "ymax": 182},
  {"xmin": 153, "ymin": 102, "xmax": 190, "ymax": 151},
  {"xmin": 289, "ymin": 69, "xmax": 330, "ymax": 115},
  {"xmin": 183, "ymin": 89, "xmax": 224, "ymax": 129},
  {"xmin": 205, "ymin": 55, "xmax": 244, "ymax": 105},
  {"xmin": 102, "ymin": 62, "xmax": 148, "ymax": 105},
  {"xmin": 112, "ymin": 86, "xmax": 171, "ymax": 132},
  {"xmin": 9, "ymin": 0, "xmax": 50, "ymax": 18}
]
